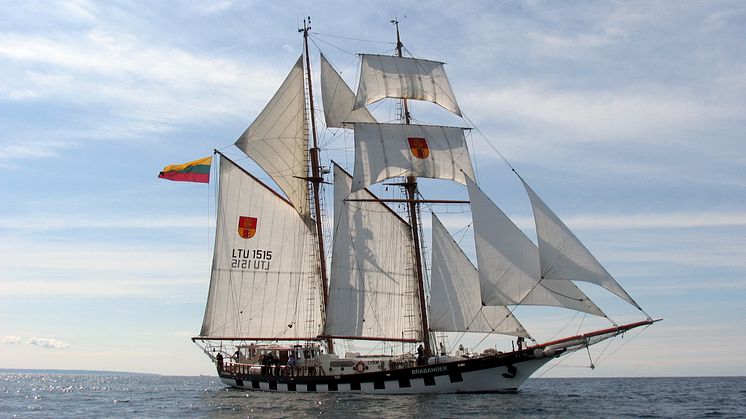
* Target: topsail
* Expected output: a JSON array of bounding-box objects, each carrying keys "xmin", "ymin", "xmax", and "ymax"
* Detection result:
[
  {"xmin": 354, "ymin": 54, "xmax": 461, "ymax": 116},
  {"xmin": 351, "ymin": 122, "xmax": 474, "ymax": 192}
]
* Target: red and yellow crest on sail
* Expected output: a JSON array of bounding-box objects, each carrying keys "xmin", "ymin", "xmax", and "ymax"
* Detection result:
[
  {"xmin": 237, "ymin": 216, "xmax": 258, "ymax": 239},
  {"xmin": 407, "ymin": 137, "xmax": 430, "ymax": 159}
]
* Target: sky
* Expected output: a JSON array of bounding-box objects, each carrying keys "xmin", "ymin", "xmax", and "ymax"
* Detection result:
[{"xmin": 1, "ymin": 0, "xmax": 745, "ymax": 377}]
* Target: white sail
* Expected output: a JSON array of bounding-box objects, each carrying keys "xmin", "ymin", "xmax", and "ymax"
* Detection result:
[
  {"xmin": 351, "ymin": 122, "xmax": 474, "ymax": 192},
  {"xmin": 326, "ymin": 164, "xmax": 421, "ymax": 341},
  {"xmin": 320, "ymin": 54, "xmax": 377, "ymax": 128},
  {"xmin": 467, "ymin": 177, "xmax": 605, "ymax": 316},
  {"xmin": 430, "ymin": 214, "xmax": 528, "ymax": 337},
  {"xmin": 235, "ymin": 56, "xmax": 309, "ymax": 215},
  {"xmin": 519, "ymin": 178, "xmax": 642, "ymax": 310},
  {"xmin": 353, "ymin": 54, "xmax": 461, "ymax": 116},
  {"xmin": 200, "ymin": 155, "xmax": 323, "ymax": 339}
]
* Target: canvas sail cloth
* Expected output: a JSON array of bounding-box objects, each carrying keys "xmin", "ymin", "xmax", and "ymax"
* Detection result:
[
  {"xmin": 430, "ymin": 214, "xmax": 528, "ymax": 337},
  {"xmin": 351, "ymin": 122, "xmax": 474, "ymax": 192},
  {"xmin": 467, "ymin": 177, "xmax": 605, "ymax": 316},
  {"xmin": 519, "ymin": 178, "xmax": 642, "ymax": 310},
  {"xmin": 353, "ymin": 54, "xmax": 461, "ymax": 116},
  {"xmin": 235, "ymin": 56, "xmax": 309, "ymax": 215},
  {"xmin": 326, "ymin": 164, "xmax": 422, "ymax": 341},
  {"xmin": 200, "ymin": 155, "xmax": 323, "ymax": 339},
  {"xmin": 320, "ymin": 54, "xmax": 376, "ymax": 128}
]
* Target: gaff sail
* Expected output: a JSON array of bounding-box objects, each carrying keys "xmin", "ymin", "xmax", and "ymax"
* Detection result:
[
  {"xmin": 325, "ymin": 164, "xmax": 422, "ymax": 341},
  {"xmin": 200, "ymin": 154, "xmax": 323, "ymax": 340}
]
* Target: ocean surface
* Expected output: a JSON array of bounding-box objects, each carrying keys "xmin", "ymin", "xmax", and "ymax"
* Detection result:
[{"xmin": 1, "ymin": 372, "xmax": 744, "ymax": 418}]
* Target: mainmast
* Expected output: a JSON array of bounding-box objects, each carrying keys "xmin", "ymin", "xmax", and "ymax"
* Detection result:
[
  {"xmin": 393, "ymin": 19, "xmax": 432, "ymax": 356},
  {"xmin": 300, "ymin": 17, "xmax": 334, "ymax": 354}
]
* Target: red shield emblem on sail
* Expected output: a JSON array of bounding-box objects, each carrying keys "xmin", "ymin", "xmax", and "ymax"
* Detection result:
[
  {"xmin": 237, "ymin": 216, "xmax": 257, "ymax": 239},
  {"xmin": 408, "ymin": 137, "xmax": 430, "ymax": 159}
]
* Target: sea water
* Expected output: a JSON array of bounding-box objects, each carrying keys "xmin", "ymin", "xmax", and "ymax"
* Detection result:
[{"xmin": 1, "ymin": 372, "xmax": 744, "ymax": 418}]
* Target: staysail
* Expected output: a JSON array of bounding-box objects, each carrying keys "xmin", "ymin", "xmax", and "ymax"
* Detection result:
[
  {"xmin": 467, "ymin": 177, "xmax": 605, "ymax": 316},
  {"xmin": 430, "ymin": 214, "xmax": 528, "ymax": 337},
  {"xmin": 320, "ymin": 54, "xmax": 377, "ymax": 128},
  {"xmin": 325, "ymin": 164, "xmax": 422, "ymax": 341},
  {"xmin": 351, "ymin": 122, "xmax": 474, "ymax": 192},
  {"xmin": 235, "ymin": 56, "xmax": 310, "ymax": 215},
  {"xmin": 353, "ymin": 54, "xmax": 461, "ymax": 116},
  {"xmin": 519, "ymin": 177, "xmax": 642, "ymax": 310},
  {"xmin": 200, "ymin": 154, "xmax": 323, "ymax": 339}
]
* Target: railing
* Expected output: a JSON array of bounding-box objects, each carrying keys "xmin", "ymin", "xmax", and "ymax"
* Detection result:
[{"xmin": 219, "ymin": 362, "xmax": 324, "ymax": 378}]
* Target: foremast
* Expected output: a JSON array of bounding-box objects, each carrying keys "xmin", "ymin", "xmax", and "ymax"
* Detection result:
[
  {"xmin": 300, "ymin": 17, "xmax": 334, "ymax": 354},
  {"xmin": 393, "ymin": 19, "xmax": 432, "ymax": 356}
]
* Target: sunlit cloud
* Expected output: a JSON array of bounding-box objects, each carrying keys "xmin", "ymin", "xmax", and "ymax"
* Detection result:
[
  {"xmin": 27, "ymin": 337, "xmax": 69, "ymax": 349},
  {"xmin": 1, "ymin": 336, "xmax": 22, "ymax": 344}
]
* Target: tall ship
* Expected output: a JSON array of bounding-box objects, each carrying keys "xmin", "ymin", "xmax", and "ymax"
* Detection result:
[{"xmin": 186, "ymin": 19, "xmax": 658, "ymax": 394}]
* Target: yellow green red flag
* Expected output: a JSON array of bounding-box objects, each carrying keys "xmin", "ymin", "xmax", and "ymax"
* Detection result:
[{"xmin": 158, "ymin": 156, "xmax": 212, "ymax": 183}]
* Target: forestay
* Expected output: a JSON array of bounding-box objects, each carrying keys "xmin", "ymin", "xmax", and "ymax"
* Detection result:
[
  {"xmin": 320, "ymin": 54, "xmax": 376, "ymax": 128},
  {"xmin": 351, "ymin": 122, "xmax": 474, "ymax": 192},
  {"xmin": 200, "ymin": 155, "xmax": 323, "ymax": 339},
  {"xmin": 467, "ymin": 177, "xmax": 605, "ymax": 316},
  {"xmin": 326, "ymin": 164, "xmax": 422, "ymax": 341},
  {"xmin": 235, "ymin": 56, "xmax": 310, "ymax": 215},
  {"xmin": 430, "ymin": 214, "xmax": 528, "ymax": 337},
  {"xmin": 353, "ymin": 54, "xmax": 461, "ymax": 116},
  {"xmin": 519, "ymin": 178, "xmax": 642, "ymax": 310}
]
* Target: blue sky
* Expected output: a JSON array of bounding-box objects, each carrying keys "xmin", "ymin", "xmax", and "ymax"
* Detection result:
[{"xmin": 1, "ymin": 1, "xmax": 745, "ymax": 377}]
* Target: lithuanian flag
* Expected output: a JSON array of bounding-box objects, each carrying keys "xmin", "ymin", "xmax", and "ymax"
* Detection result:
[{"xmin": 158, "ymin": 156, "xmax": 212, "ymax": 183}]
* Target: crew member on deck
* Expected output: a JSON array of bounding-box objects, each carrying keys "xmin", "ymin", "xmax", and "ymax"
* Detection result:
[
  {"xmin": 216, "ymin": 352, "xmax": 224, "ymax": 372},
  {"xmin": 516, "ymin": 336, "xmax": 525, "ymax": 351},
  {"xmin": 417, "ymin": 344, "xmax": 424, "ymax": 366},
  {"xmin": 287, "ymin": 353, "xmax": 296, "ymax": 377}
]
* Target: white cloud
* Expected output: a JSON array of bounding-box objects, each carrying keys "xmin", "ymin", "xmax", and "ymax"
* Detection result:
[
  {"xmin": 1, "ymin": 336, "xmax": 22, "ymax": 344},
  {"xmin": 463, "ymin": 83, "xmax": 711, "ymax": 143},
  {"xmin": 0, "ymin": 28, "xmax": 283, "ymax": 161},
  {"xmin": 0, "ymin": 214, "xmax": 210, "ymax": 231},
  {"xmin": 527, "ymin": 27, "xmax": 628, "ymax": 53},
  {"xmin": 27, "ymin": 337, "xmax": 69, "ymax": 349},
  {"xmin": 0, "ymin": 140, "xmax": 76, "ymax": 167}
]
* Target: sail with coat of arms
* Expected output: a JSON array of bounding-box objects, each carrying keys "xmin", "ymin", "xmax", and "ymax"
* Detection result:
[{"xmin": 200, "ymin": 154, "xmax": 323, "ymax": 340}]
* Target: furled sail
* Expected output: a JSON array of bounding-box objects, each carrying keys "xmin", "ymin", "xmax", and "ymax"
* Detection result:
[
  {"xmin": 200, "ymin": 155, "xmax": 323, "ymax": 339},
  {"xmin": 320, "ymin": 54, "xmax": 376, "ymax": 128},
  {"xmin": 353, "ymin": 54, "xmax": 461, "ymax": 116},
  {"xmin": 430, "ymin": 214, "xmax": 528, "ymax": 337},
  {"xmin": 326, "ymin": 164, "xmax": 422, "ymax": 341},
  {"xmin": 467, "ymin": 177, "xmax": 605, "ymax": 316},
  {"xmin": 351, "ymin": 122, "xmax": 474, "ymax": 192},
  {"xmin": 235, "ymin": 56, "xmax": 309, "ymax": 215},
  {"xmin": 519, "ymin": 177, "xmax": 642, "ymax": 310}
]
